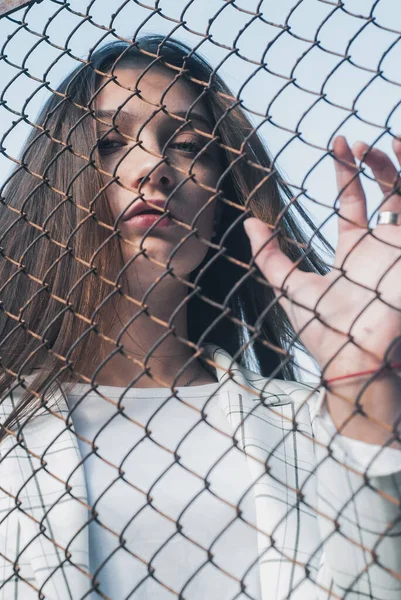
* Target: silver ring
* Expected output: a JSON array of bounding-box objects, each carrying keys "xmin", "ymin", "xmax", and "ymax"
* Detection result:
[{"xmin": 376, "ymin": 211, "xmax": 401, "ymax": 226}]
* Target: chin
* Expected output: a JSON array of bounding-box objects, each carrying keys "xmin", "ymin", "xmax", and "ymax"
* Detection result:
[
  {"xmin": 121, "ymin": 246, "xmax": 202, "ymax": 275},
  {"xmin": 122, "ymin": 233, "xmax": 209, "ymax": 268}
]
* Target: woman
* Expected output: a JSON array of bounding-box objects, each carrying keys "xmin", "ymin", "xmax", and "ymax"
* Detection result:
[{"xmin": 0, "ymin": 34, "xmax": 400, "ymax": 600}]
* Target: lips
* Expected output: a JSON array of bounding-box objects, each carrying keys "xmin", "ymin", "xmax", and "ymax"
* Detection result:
[{"xmin": 121, "ymin": 199, "xmax": 169, "ymax": 221}]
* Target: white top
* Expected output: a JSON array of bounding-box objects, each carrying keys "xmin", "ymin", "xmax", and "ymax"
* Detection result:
[
  {"xmin": 67, "ymin": 382, "xmax": 263, "ymax": 600},
  {"xmin": 2, "ymin": 346, "xmax": 401, "ymax": 599}
]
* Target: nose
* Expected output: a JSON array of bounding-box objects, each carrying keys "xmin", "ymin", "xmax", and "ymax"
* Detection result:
[{"xmin": 125, "ymin": 143, "xmax": 176, "ymax": 194}]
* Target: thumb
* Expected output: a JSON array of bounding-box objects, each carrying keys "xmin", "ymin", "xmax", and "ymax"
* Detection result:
[{"xmin": 243, "ymin": 218, "xmax": 299, "ymax": 290}]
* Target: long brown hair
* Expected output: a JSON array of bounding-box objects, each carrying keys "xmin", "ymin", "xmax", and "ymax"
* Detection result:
[{"xmin": 0, "ymin": 35, "xmax": 331, "ymax": 438}]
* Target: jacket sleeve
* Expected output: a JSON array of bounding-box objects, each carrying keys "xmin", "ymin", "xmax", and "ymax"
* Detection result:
[
  {"xmin": 309, "ymin": 388, "xmax": 401, "ymax": 599},
  {"xmin": 0, "ymin": 443, "xmax": 40, "ymax": 599},
  {"xmin": 0, "ymin": 443, "xmax": 19, "ymax": 596},
  {"xmin": 0, "ymin": 397, "xmax": 38, "ymax": 600}
]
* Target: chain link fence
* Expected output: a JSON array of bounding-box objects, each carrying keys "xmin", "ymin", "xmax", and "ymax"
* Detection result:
[{"xmin": 0, "ymin": 0, "xmax": 400, "ymax": 599}]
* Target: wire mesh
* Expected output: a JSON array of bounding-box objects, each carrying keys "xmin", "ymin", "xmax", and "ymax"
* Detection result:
[{"xmin": 0, "ymin": 0, "xmax": 401, "ymax": 599}]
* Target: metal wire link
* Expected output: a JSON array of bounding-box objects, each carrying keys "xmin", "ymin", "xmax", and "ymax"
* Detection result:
[{"xmin": 0, "ymin": 1, "xmax": 400, "ymax": 599}]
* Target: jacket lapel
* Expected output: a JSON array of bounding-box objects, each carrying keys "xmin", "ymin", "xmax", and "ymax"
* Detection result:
[
  {"xmin": 207, "ymin": 346, "xmax": 320, "ymax": 599},
  {"xmin": 11, "ymin": 394, "xmax": 91, "ymax": 600}
]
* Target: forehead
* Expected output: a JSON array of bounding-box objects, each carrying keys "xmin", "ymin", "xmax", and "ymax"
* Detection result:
[{"xmin": 95, "ymin": 64, "xmax": 209, "ymax": 124}]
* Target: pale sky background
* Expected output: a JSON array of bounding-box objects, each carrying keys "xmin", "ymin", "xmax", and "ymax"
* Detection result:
[{"xmin": 0, "ymin": 0, "xmax": 400, "ymax": 380}]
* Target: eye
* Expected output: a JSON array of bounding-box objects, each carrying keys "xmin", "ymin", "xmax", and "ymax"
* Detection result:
[
  {"xmin": 97, "ymin": 138, "xmax": 126, "ymax": 154},
  {"xmin": 169, "ymin": 138, "xmax": 203, "ymax": 154}
]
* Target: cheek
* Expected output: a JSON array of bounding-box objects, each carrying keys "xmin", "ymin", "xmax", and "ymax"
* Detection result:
[
  {"xmin": 195, "ymin": 159, "xmax": 221, "ymax": 185},
  {"xmin": 174, "ymin": 162, "xmax": 220, "ymax": 237},
  {"xmin": 175, "ymin": 184, "xmax": 215, "ymax": 236},
  {"xmin": 196, "ymin": 201, "xmax": 216, "ymax": 239},
  {"xmin": 103, "ymin": 178, "xmax": 132, "ymax": 221},
  {"xmin": 182, "ymin": 160, "xmax": 221, "ymax": 202},
  {"xmin": 104, "ymin": 187, "xmax": 120, "ymax": 221},
  {"xmin": 193, "ymin": 162, "xmax": 221, "ymax": 215}
]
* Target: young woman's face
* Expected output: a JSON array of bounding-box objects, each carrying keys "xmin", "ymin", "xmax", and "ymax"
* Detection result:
[{"xmin": 95, "ymin": 63, "xmax": 222, "ymax": 280}]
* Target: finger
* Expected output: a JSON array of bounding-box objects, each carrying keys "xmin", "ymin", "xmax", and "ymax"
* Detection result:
[
  {"xmin": 353, "ymin": 141, "xmax": 401, "ymax": 213},
  {"xmin": 333, "ymin": 136, "xmax": 368, "ymax": 233},
  {"xmin": 392, "ymin": 136, "xmax": 401, "ymax": 167},
  {"xmin": 244, "ymin": 218, "xmax": 304, "ymax": 295}
]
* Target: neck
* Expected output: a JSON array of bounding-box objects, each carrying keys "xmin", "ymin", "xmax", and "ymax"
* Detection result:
[{"xmin": 90, "ymin": 271, "xmax": 215, "ymax": 388}]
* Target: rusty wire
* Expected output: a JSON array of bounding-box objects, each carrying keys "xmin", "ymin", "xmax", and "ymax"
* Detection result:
[{"xmin": 0, "ymin": 0, "xmax": 400, "ymax": 599}]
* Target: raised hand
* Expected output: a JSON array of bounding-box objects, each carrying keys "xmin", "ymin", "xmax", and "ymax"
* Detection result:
[{"xmin": 244, "ymin": 135, "xmax": 401, "ymax": 446}]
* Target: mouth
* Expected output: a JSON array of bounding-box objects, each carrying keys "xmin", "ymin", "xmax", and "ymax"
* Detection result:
[
  {"xmin": 121, "ymin": 199, "xmax": 169, "ymax": 221},
  {"xmin": 121, "ymin": 199, "xmax": 176, "ymax": 229}
]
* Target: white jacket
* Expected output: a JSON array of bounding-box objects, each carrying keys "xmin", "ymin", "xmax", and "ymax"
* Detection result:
[{"xmin": 0, "ymin": 345, "xmax": 400, "ymax": 599}]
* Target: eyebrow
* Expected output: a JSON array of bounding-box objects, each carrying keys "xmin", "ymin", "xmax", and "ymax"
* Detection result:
[{"xmin": 94, "ymin": 108, "xmax": 214, "ymax": 133}]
